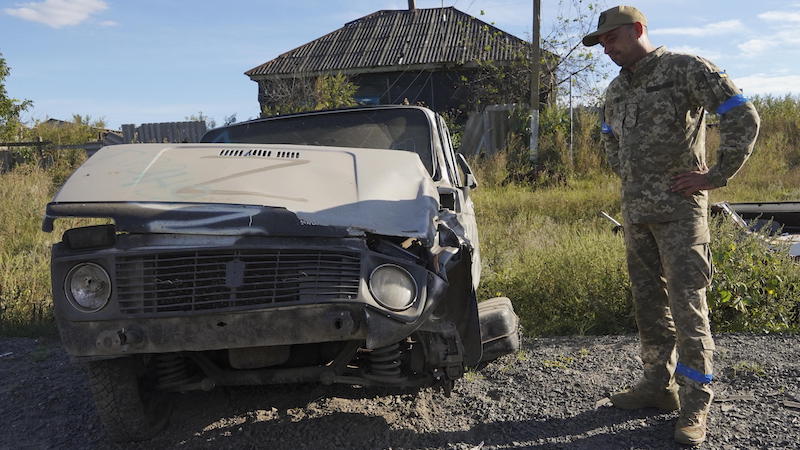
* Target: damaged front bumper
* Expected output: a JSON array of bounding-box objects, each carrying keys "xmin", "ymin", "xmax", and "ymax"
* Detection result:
[
  {"xmin": 51, "ymin": 233, "xmax": 449, "ymax": 359},
  {"xmin": 57, "ymin": 300, "xmax": 437, "ymax": 360},
  {"xmin": 58, "ymin": 303, "xmax": 368, "ymax": 358}
]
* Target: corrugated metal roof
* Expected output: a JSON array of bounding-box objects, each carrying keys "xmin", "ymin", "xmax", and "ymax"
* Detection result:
[{"xmin": 246, "ymin": 7, "xmax": 531, "ymax": 79}]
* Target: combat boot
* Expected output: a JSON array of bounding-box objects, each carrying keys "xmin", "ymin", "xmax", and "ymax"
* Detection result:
[
  {"xmin": 674, "ymin": 409, "xmax": 708, "ymax": 445},
  {"xmin": 610, "ymin": 382, "xmax": 680, "ymax": 411},
  {"xmin": 675, "ymin": 385, "xmax": 713, "ymax": 445}
]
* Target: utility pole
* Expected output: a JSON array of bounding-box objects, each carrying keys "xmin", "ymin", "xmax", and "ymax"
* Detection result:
[
  {"xmin": 529, "ymin": 0, "xmax": 541, "ymax": 163},
  {"xmin": 569, "ymin": 75, "xmax": 574, "ymax": 166}
]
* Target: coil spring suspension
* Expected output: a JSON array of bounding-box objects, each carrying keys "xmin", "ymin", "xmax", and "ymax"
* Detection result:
[
  {"xmin": 369, "ymin": 343, "xmax": 402, "ymax": 378},
  {"xmin": 154, "ymin": 353, "xmax": 190, "ymax": 390}
]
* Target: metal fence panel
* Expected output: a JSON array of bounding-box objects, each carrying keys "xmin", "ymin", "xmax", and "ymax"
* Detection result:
[{"xmin": 121, "ymin": 121, "xmax": 207, "ymax": 144}]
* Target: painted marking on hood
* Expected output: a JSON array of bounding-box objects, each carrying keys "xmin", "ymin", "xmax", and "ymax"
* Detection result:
[
  {"xmin": 178, "ymin": 187, "xmax": 307, "ymax": 202},
  {"xmin": 133, "ymin": 146, "xmax": 174, "ymax": 186},
  {"xmin": 176, "ymin": 159, "xmax": 310, "ymax": 202}
]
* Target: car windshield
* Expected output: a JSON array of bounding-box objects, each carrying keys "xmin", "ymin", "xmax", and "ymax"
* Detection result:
[{"xmin": 201, "ymin": 108, "xmax": 434, "ymax": 174}]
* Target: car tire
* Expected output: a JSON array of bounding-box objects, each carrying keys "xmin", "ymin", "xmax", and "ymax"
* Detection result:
[{"xmin": 86, "ymin": 356, "xmax": 171, "ymax": 442}]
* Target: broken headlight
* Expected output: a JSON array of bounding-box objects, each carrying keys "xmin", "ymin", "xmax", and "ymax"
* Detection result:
[
  {"xmin": 65, "ymin": 263, "xmax": 111, "ymax": 312},
  {"xmin": 368, "ymin": 264, "xmax": 417, "ymax": 311}
]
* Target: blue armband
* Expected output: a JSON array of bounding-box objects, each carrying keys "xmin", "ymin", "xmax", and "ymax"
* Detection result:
[
  {"xmin": 716, "ymin": 94, "xmax": 748, "ymax": 115},
  {"xmin": 676, "ymin": 362, "xmax": 713, "ymax": 384},
  {"xmin": 601, "ymin": 122, "xmax": 614, "ymax": 135}
]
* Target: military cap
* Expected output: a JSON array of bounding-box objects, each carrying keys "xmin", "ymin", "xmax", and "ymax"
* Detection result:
[{"xmin": 582, "ymin": 5, "xmax": 647, "ymax": 47}]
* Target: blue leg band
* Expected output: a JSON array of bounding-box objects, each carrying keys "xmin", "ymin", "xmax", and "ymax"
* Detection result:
[{"xmin": 676, "ymin": 362, "xmax": 713, "ymax": 384}]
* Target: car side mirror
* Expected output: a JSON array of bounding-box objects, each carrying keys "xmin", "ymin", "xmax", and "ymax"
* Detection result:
[{"xmin": 456, "ymin": 153, "xmax": 478, "ymax": 190}]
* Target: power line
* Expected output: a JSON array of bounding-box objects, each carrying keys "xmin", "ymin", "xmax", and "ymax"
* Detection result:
[
  {"xmin": 410, "ymin": 71, "xmax": 434, "ymax": 105},
  {"xmin": 464, "ymin": 0, "xmax": 477, "ymax": 13},
  {"xmin": 391, "ymin": 68, "xmax": 429, "ymax": 103}
]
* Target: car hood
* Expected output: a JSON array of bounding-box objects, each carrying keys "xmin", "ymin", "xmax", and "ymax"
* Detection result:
[{"xmin": 48, "ymin": 143, "xmax": 440, "ymax": 241}]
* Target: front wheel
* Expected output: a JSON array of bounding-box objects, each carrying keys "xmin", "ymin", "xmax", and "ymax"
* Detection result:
[{"xmin": 86, "ymin": 356, "xmax": 171, "ymax": 442}]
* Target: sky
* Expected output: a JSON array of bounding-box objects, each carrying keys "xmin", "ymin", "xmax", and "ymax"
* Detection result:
[{"xmin": 1, "ymin": 0, "xmax": 799, "ymax": 130}]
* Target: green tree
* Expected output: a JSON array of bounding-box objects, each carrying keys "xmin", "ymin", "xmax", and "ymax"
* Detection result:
[
  {"xmin": 261, "ymin": 73, "xmax": 358, "ymax": 117},
  {"xmin": 458, "ymin": 0, "xmax": 609, "ymax": 108},
  {"xmin": 313, "ymin": 73, "xmax": 357, "ymax": 110},
  {"xmin": 0, "ymin": 53, "xmax": 33, "ymax": 142},
  {"xmin": 541, "ymin": 0, "xmax": 610, "ymax": 103}
]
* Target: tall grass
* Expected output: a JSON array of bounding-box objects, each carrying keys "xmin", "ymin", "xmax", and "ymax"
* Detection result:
[
  {"xmin": 0, "ymin": 165, "xmax": 62, "ymax": 334},
  {"xmin": 473, "ymin": 155, "xmax": 633, "ymax": 334},
  {"xmin": 0, "ymin": 151, "xmax": 94, "ymax": 335},
  {"xmin": 473, "ymin": 95, "xmax": 800, "ymax": 335},
  {"xmin": 1, "ymin": 96, "xmax": 799, "ymax": 336}
]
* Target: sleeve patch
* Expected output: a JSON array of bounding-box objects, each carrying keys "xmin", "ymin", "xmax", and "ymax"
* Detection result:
[{"xmin": 716, "ymin": 94, "xmax": 748, "ymax": 115}]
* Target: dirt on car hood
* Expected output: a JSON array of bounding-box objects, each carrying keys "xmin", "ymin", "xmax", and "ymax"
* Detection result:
[{"xmin": 48, "ymin": 143, "xmax": 440, "ymax": 241}]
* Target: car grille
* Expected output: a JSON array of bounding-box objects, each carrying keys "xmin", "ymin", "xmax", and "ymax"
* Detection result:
[{"xmin": 115, "ymin": 249, "xmax": 361, "ymax": 315}]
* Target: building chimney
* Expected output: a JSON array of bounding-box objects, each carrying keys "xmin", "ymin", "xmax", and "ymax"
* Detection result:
[{"xmin": 408, "ymin": 0, "xmax": 416, "ymax": 10}]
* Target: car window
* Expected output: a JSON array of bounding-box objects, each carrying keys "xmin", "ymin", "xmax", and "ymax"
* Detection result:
[
  {"xmin": 202, "ymin": 109, "xmax": 435, "ymax": 175},
  {"xmin": 439, "ymin": 119, "xmax": 462, "ymax": 187}
]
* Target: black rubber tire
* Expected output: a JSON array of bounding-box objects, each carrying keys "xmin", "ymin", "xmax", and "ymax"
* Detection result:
[{"xmin": 86, "ymin": 356, "xmax": 171, "ymax": 443}]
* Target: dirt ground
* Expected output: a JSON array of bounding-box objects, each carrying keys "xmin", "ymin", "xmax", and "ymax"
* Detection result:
[{"xmin": 1, "ymin": 333, "xmax": 799, "ymax": 449}]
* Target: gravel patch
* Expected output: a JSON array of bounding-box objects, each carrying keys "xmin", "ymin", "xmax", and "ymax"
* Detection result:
[{"xmin": 1, "ymin": 333, "xmax": 798, "ymax": 449}]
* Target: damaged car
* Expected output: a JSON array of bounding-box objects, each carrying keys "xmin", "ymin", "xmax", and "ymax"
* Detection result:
[
  {"xmin": 711, "ymin": 201, "xmax": 800, "ymax": 259},
  {"xmin": 44, "ymin": 105, "xmax": 520, "ymax": 442}
]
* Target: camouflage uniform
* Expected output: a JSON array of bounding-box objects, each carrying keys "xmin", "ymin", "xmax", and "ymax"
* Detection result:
[{"xmin": 601, "ymin": 47, "xmax": 760, "ymax": 413}]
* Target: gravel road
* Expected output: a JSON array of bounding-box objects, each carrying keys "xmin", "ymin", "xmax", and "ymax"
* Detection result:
[{"xmin": 2, "ymin": 333, "xmax": 799, "ymax": 449}]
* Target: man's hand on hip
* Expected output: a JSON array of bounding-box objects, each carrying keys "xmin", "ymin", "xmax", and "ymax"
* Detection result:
[{"xmin": 670, "ymin": 167, "xmax": 716, "ymax": 197}]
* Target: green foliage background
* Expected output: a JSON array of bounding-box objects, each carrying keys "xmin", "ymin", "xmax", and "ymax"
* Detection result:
[
  {"xmin": 0, "ymin": 116, "xmax": 106, "ymax": 335},
  {"xmin": 471, "ymin": 96, "xmax": 800, "ymax": 336},
  {"xmin": 1, "ymin": 90, "xmax": 799, "ymax": 336},
  {"xmin": 260, "ymin": 73, "xmax": 357, "ymax": 117}
]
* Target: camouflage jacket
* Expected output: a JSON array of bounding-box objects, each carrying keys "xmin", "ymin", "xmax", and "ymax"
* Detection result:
[{"xmin": 602, "ymin": 47, "xmax": 760, "ymax": 224}]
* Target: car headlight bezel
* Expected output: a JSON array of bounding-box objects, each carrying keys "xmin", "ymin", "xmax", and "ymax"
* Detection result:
[
  {"xmin": 368, "ymin": 263, "xmax": 418, "ymax": 311},
  {"xmin": 64, "ymin": 262, "xmax": 112, "ymax": 313}
]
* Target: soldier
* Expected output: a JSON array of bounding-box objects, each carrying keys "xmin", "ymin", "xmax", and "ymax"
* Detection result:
[{"xmin": 582, "ymin": 5, "xmax": 760, "ymax": 446}]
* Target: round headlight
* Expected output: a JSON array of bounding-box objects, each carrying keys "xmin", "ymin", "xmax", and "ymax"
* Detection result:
[
  {"xmin": 368, "ymin": 264, "xmax": 417, "ymax": 311},
  {"xmin": 65, "ymin": 263, "xmax": 111, "ymax": 312}
]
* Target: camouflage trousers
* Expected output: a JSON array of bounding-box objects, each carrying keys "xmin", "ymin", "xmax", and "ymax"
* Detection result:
[{"xmin": 624, "ymin": 216, "xmax": 715, "ymax": 414}]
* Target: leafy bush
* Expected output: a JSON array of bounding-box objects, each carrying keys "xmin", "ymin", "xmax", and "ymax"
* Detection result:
[
  {"xmin": 708, "ymin": 216, "xmax": 800, "ymax": 331},
  {"xmin": 472, "ymin": 146, "xmax": 800, "ymax": 335},
  {"xmin": 23, "ymin": 115, "xmax": 97, "ymax": 185},
  {"xmin": 313, "ymin": 73, "xmax": 357, "ymax": 111}
]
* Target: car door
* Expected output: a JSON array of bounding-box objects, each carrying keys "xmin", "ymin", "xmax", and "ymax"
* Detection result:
[{"xmin": 435, "ymin": 116, "xmax": 481, "ymax": 289}]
